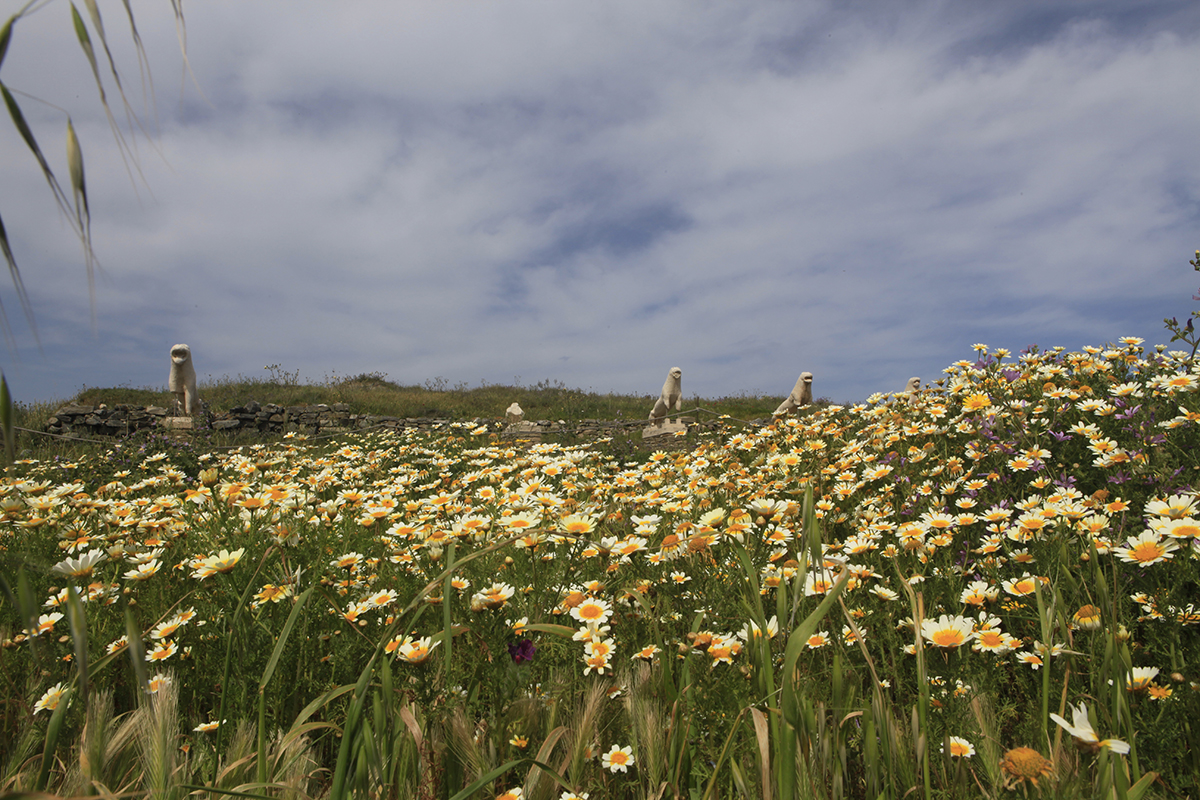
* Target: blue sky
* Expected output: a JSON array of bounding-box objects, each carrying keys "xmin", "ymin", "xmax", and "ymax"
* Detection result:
[{"xmin": 1, "ymin": 0, "xmax": 1198, "ymax": 407}]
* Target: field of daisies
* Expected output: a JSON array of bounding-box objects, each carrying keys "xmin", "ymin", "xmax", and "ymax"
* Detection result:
[{"xmin": 2, "ymin": 338, "xmax": 1199, "ymax": 799}]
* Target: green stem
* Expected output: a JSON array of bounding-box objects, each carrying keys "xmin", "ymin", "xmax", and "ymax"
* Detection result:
[
  {"xmin": 442, "ymin": 541, "xmax": 455, "ymax": 681},
  {"xmin": 257, "ymin": 689, "xmax": 267, "ymax": 786},
  {"xmin": 214, "ymin": 561, "xmax": 265, "ymax": 756},
  {"xmin": 915, "ymin": 592, "xmax": 932, "ymax": 800}
]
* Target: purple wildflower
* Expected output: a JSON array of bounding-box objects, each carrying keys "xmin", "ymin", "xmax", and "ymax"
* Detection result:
[{"xmin": 508, "ymin": 639, "xmax": 536, "ymax": 664}]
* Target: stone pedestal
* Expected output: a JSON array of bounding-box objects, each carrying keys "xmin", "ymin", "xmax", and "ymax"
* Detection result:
[
  {"xmin": 501, "ymin": 421, "xmax": 542, "ymax": 444},
  {"xmin": 161, "ymin": 417, "xmax": 194, "ymax": 430},
  {"xmin": 642, "ymin": 420, "xmax": 688, "ymax": 439}
]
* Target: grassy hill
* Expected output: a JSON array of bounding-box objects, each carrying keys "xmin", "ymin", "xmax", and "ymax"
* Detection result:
[{"xmin": 12, "ymin": 371, "xmax": 828, "ymax": 458}]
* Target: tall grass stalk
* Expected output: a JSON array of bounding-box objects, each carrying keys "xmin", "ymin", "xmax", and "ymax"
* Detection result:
[
  {"xmin": 968, "ymin": 694, "xmax": 1002, "ymax": 794},
  {"xmin": 442, "ymin": 541, "xmax": 456, "ymax": 679},
  {"xmin": 255, "ymin": 584, "xmax": 315, "ymax": 787},
  {"xmin": 624, "ymin": 662, "xmax": 669, "ymax": 797},
  {"xmin": 325, "ymin": 532, "xmax": 518, "ymax": 798},
  {"xmin": 564, "ymin": 681, "xmax": 607, "ymax": 789},
  {"xmin": 214, "ymin": 550, "xmax": 272, "ymax": 759},
  {"xmin": 522, "ymin": 725, "xmax": 569, "ymax": 800},
  {"xmin": 897, "ymin": 578, "xmax": 932, "ymax": 800},
  {"xmin": 137, "ymin": 678, "xmax": 179, "ymax": 800},
  {"xmin": 777, "ymin": 568, "xmax": 851, "ymax": 799},
  {"xmin": 34, "ymin": 684, "xmax": 72, "ymax": 793},
  {"xmin": 66, "ymin": 687, "xmax": 114, "ymax": 795},
  {"xmin": 1, "ymin": 373, "xmax": 14, "ymax": 466}
]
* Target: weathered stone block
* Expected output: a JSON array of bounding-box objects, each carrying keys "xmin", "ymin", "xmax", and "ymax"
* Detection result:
[{"xmin": 55, "ymin": 404, "xmax": 95, "ymax": 416}]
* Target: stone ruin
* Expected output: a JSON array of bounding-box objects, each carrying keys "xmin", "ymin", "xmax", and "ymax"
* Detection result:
[
  {"xmin": 43, "ymin": 359, "xmax": 846, "ymax": 450},
  {"xmin": 44, "ymin": 400, "xmax": 721, "ymax": 450}
]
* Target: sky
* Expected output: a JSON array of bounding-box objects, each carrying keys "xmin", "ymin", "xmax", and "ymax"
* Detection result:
[{"xmin": 1, "ymin": 0, "xmax": 1198, "ymax": 408}]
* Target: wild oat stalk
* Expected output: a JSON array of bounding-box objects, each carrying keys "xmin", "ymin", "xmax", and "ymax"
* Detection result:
[
  {"xmin": 136, "ymin": 678, "xmax": 179, "ymax": 800},
  {"xmin": 624, "ymin": 662, "xmax": 668, "ymax": 796},
  {"xmin": 969, "ymin": 694, "xmax": 1003, "ymax": 794},
  {"xmin": 64, "ymin": 687, "xmax": 114, "ymax": 795},
  {"xmin": 564, "ymin": 680, "xmax": 608, "ymax": 787}
]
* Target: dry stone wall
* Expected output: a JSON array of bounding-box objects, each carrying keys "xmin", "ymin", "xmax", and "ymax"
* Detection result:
[{"xmin": 45, "ymin": 402, "xmax": 725, "ymax": 444}]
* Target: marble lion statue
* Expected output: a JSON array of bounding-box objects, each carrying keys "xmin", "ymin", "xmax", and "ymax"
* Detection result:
[
  {"xmin": 904, "ymin": 376, "xmax": 921, "ymax": 403},
  {"xmin": 168, "ymin": 343, "xmax": 198, "ymax": 416},
  {"xmin": 773, "ymin": 371, "xmax": 813, "ymax": 417},
  {"xmin": 649, "ymin": 367, "xmax": 683, "ymax": 425}
]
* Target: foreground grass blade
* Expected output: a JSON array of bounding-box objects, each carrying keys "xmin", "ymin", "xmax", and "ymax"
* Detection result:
[
  {"xmin": 442, "ymin": 541, "xmax": 455, "ymax": 679},
  {"xmin": 0, "ymin": 82, "xmax": 75, "ymax": 223},
  {"xmin": 0, "ymin": 217, "xmax": 35, "ymax": 345},
  {"xmin": 65, "ymin": 119, "xmax": 91, "ymax": 260},
  {"xmin": 525, "ymin": 725, "xmax": 568, "ymax": 796},
  {"xmin": 0, "ymin": 372, "xmax": 14, "ymax": 465},
  {"xmin": 179, "ymin": 785, "xmax": 275, "ymax": 800},
  {"xmin": 328, "ymin": 652, "xmax": 378, "ymax": 800},
  {"xmin": 35, "ymin": 685, "xmax": 72, "ymax": 792},
  {"xmin": 0, "ymin": 15, "xmax": 13, "ymax": 68},
  {"xmin": 124, "ymin": 608, "xmax": 149, "ymax": 693},
  {"xmin": 749, "ymin": 707, "xmax": 771, "ymax": 800},
  {"xmin": 64, "ymin": 587, "xmax": 89, "ymax": 709},
  {"xmin": 447, "ymin": 756, "xmax": 574, "ymax": 800},
  {"xmin": 258, "ymin": 585, "xmax": 315, "ymax": 691},
  {"xmin": 778, "ymin": 568, "xmax": 851, "ymax": 798}
]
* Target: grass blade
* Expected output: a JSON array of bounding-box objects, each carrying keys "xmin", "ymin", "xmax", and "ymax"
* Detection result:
[
  {"xmin": 524, "ymin": 726, "xmax": 569, "ymax": 796},
  {"xmin": 701, "ymin": 707, "xmax": 749, "ymax": 800},
  {"xmin": 749, "ymin": 706, "xmax": 771, "ymax": 800},
  {"xmin": 0, "ymin": 15, "xmax": 14, "ymax": 69},
  {"xmin": 179, "ymin": 786, "xmax": 276, "ymax": 800},
  {"xmin": 447, "ymin": 757, "xmax": 573, "ymax": 800},
  {"xmin": 0, "ymin": 82, "xmax": 67, "ymax": 206},
  {"xmin": 66, "ymin": 118, "xmax": 90, "ymax": 240},
  {"xmin": 124, "ymin": 607, "xmax": 149, "ymax": 694},
  {"xmin": 521, "ymin": 622, "xmax": 575, "ymax": 638},
  {"xmin": 64, "ymin": 586, "xmax": 89, "ymax": 708},
  {"xmin": 778, "ymin": 568, "xmax": 850, "ymax": 797},
  {"xmin": 0, "ymin": 213, "xmax": 37, "ymax": 345},
  {"xmin": 78, "ymin": 0, "xmax": 157, "ymax": 190},
  {"xmin": 442, "ymin": 541, "xmax": 455, "ymax": 682},
  {"xmin": 35, "ymin": 684, "xmax": 73, "ymax": 791},
  {"xmin": 329, "ymin": 652, "xmax": 378, "ymax": 800},
  {"xmin": 258, "ymin": 585, "xmax": 315, "ymax": 691},
  {"xmin": 0, "ymin": 372, "xmax": 14, "ymax": 465}
]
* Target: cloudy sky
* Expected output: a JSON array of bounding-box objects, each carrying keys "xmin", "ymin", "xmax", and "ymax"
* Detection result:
[{"xmin": 1, "ymin": 0, "xmax": 1198, "ymax": 408}]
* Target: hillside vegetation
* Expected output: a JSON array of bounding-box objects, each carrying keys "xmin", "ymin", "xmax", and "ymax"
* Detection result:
[{"xmin": 13, "ymin": 371, "xmax": 817, "ymax": 459}]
